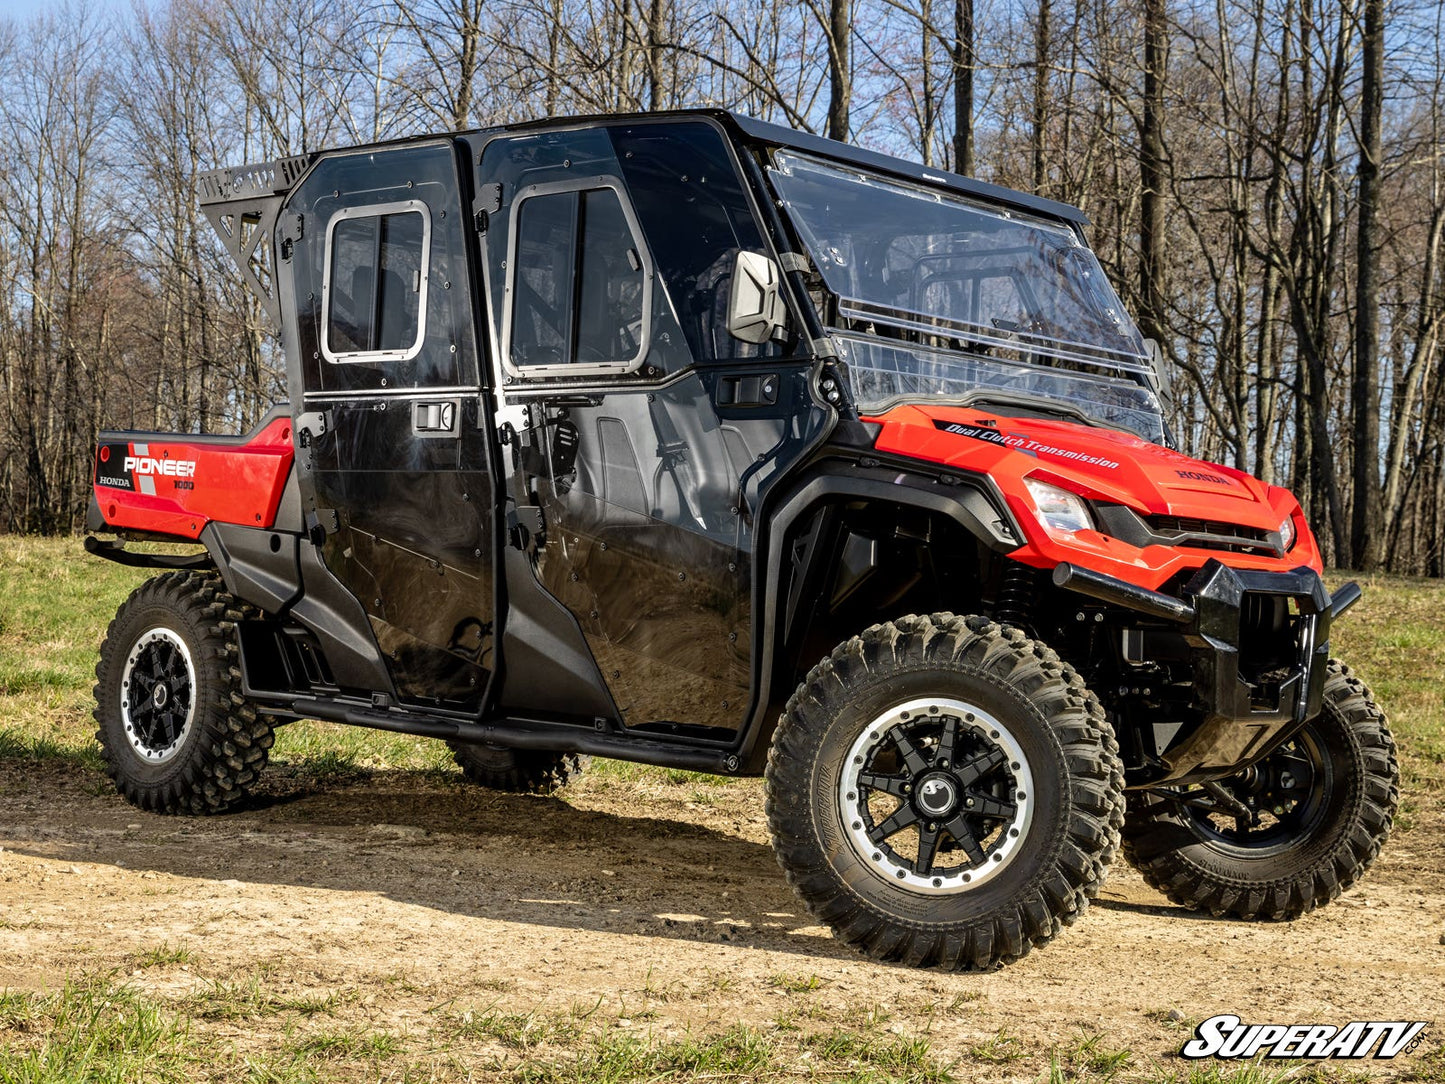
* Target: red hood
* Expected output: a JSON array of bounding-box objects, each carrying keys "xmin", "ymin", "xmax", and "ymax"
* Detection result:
[{"xmin": 866, "ymin": 403, "xmax": 1320, "ymax": 589}]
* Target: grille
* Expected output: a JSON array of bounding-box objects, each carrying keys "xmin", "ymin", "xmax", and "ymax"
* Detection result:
[{"xmin": 1140, "ymin": 514, "xmax": 1277, "ymax": 556}]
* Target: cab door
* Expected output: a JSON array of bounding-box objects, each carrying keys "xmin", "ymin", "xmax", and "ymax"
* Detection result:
[
  {"xmin": 285, "ymin": 141, "xmax": 496, "ymax": 709},
  {"xmin": 469, "ymin": 119, "xmax": 830, "ymax": 734}
]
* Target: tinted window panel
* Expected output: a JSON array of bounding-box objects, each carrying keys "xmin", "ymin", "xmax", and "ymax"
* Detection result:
[
  {"xmin": 513, "ymin": 192, "xmax": 577, "ymax": 367},
  {"xmin": 576, "ymin": 189, "xmax": 644, "ymax": 363},
  {"xmin": 511, "ymin": 186, "xmax": 644, "ymax": 368},
  {"xmin": 326, "ymin": 209, "xmax": 426, "ymax": 359}
]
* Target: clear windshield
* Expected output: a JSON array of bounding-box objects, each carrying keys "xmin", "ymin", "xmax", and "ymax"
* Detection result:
[
  {"xmin": 834, "ymin": 333, "xmax": 1166, "ymax": 443},
  {"xmin": 768, "ymin": 152, "xmax": 1164, "ymax": 439}
]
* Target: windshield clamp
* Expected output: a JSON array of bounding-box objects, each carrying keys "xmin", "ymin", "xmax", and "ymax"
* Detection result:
[
  {"xmin": 779, "ymin": 251, "xmax": 812, "ymax": 274},
  {"xmin": 809, "ymin": 337, "xmax": 839, "ymax": 360}
]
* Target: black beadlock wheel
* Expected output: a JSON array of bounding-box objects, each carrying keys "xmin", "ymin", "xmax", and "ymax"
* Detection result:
[
  {"xmin": 766, "ymin": 613, "xmax": 1125, "ymax": 971},
  {"xmin": 94, "ymin": 571, "xmax": 275, "ymax": 814},
  {"xmin": 448, "ymin": 741, "xmax": 587, "ymax": 795},
  {"xmin": 1122, "ymin": 660, "xmax": 1398, "ymax": 920}
]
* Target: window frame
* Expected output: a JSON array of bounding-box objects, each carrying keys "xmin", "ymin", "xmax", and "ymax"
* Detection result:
[
  {"xmin": 500, "ymin": 176, "xmax": 654, "ymax": 380},
  {"xmin": 320, "ymin": 198, "xmax": 433, "ymax": 365}
]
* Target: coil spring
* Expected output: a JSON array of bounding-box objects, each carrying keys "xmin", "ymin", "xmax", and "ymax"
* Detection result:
[{"xmin": 994, "ymin": 565, "xmax": 1038, "ymax": 631}]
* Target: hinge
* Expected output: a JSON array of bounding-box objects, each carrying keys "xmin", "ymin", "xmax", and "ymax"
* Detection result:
[
  {"xmin": 297, "ymin": 409, "xmax": 330, "ymax": 446},
  {"xmin": 278, "ymin": 213, "xmax": 304, "ymax": 260},
  {"xmin": 507, "ymin": 503, "xmax": 546, "ymax": 550},
  {"xmin": 473, "ymin": 182, "xmax": 502, "ymax": 231}
]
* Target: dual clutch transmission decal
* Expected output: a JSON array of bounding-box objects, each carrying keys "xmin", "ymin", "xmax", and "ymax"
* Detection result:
[{"xmin": 933, "ymin": 419, "xmax": 1121, "ymax": 470}]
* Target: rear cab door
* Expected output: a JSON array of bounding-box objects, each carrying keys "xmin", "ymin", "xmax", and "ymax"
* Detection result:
[{"xmin": 282, "ymin": 141, "xmax": 498, "ymax": 710}]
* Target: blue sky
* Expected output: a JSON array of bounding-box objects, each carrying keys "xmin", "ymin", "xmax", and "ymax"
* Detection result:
[{"xmin": 0, "ymin": 0, "xmax": 130, "ymax": 22}]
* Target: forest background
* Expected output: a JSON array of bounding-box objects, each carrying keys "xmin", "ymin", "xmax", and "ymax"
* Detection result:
[{"xmin": 1, "ymin": 0, "xmax": 1441, "ymax": 574}]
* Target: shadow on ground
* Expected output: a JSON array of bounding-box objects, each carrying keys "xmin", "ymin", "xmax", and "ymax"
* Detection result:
[{"xmin": 0, "ymin": 757, "xmax": 870, "ymax": 965}]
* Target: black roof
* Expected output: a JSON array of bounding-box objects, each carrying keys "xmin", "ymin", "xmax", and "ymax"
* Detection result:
[
  {"xmin": 202, "ymin": 108, "xmax": 1090, "ymax": 228},
  {"xmin": 480, "ymin": 109, "xmax": 1090, "ymax": 227}
]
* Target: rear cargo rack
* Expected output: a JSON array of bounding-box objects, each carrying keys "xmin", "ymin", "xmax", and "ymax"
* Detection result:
[{"xmin": 198, "ymin": 155, "xmax": 312, "ymax": 327}]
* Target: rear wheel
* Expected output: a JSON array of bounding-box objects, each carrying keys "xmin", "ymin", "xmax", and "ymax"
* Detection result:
[
  {"xmin": 1122, "ymin": 661, "xmax": 1398, "ymax": 919},
  {"xmin": 766, "ymin": 614, "xmax": 1123, "ymax": 970},
  {"xmin": 94, "ymin": 572, "xmax": 275, "ymax": 814},
  {"xmin": 448, "ymin": 742, "xmax": 586, "ymax": 795}
]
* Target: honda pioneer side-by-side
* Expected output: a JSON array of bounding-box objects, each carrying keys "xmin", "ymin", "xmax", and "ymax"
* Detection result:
[{"xmin": 86, "ymin": 111, "xmax": 1398, "ymax": 970}]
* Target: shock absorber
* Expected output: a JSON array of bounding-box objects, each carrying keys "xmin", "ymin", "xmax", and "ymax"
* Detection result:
[{"xmin": 994, "ymin": 564, "xmax": 1038, "ymax": 632}]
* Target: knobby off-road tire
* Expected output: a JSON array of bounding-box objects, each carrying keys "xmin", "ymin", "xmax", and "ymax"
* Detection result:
[
  {"xmin": 448, "ymin": 742, "xmax": 587, "ymax": 795},
  {"xmin": 1122, "ymin": 661, "xmax": 1398, "ymax": 920},
  {"xmin": 766, "ymin": 613, "xmax": 1125, "ymax": 971},
  {"xmin": 94, "ymin": 571, "xmax": 275, "ymax": 814}
]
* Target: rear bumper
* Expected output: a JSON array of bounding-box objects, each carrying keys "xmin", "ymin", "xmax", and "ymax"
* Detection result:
[{"xmin": 1055, "ymin": 559, "xmax": 1358, "ymax": 784}]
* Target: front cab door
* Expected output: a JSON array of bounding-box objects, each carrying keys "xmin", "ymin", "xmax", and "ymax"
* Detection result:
[{"xmin": 470, "ymin": 119, "xmax": 830, "ymax": 737}]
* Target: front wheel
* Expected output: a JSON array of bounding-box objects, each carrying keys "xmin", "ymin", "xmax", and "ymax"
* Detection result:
[
  {"xmin": 1122, "ymin": 661, "xmax": 1398, "ymax": 920},
  {"xmin": 766, "ymin": 614, "xmax": 1124, "ymax": 971}
]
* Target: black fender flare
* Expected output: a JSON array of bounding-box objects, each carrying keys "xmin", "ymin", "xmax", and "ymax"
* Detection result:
[{"xmin": 732, "ymin": 458, "xmax": 1024, "ymax": 769}]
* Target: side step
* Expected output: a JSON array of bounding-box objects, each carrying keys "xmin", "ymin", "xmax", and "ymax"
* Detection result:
[{"xmin": 278, "ymin": 696, "xmax": 740, "ymax": 775}]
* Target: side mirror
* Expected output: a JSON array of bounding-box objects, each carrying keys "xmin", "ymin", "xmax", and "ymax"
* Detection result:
[
  {"xmin": 1145, "ymin": 337, "xmax": 1174, "ymax": 411},
  {"xmin": 727, "ymin": 251, "xmax": 789, "ymax": 344}
]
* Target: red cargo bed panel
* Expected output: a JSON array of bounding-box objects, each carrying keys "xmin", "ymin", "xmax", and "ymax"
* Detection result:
[{"xmin": 93, "ymin": 412, "xmax": 295, "ymax": 540}]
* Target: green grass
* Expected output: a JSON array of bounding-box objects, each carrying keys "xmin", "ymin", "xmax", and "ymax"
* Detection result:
[
  {"xmin": 185, "ymin": 976, "xmax": 345, "ymax": 1021},
  {"xmin": 286, "ymin": 1028, "xmax": 404, "ymax": 1060},
  {"xmin": 131, "ymin": 942, "xmax": 195, "ymax": 968},
  {"xmin": 1, "ymin": 537, "xmax": 1442, "ymax": 1084},
  {"xmin": 445, "ymin": 1005, "xmax": 581, "ymax": 1050},
  {"xmin": 515, "ymin": 1022, "xmax": 956, "ymax": 1084},
  {"xmin": 767, "ymin": 971, "xmax": 827, "ymax": 993},
  {"xmin": 0, "ymin": 978, "xmax": 194, "ymax": 1083}
]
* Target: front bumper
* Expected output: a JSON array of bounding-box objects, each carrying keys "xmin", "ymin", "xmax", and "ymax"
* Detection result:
[{"xmin": 1054, "ymin": 559, "xmax": 1360, "ymax": 785}]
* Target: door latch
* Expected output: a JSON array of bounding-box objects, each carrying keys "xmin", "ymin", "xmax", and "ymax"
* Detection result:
[
  {"xmin": 716, "ymin": 373, "xmax": 780, "ymax": 407},
  {"xmin": 413, "ymin": 399, "xmax": 458, "ymax": 435}
]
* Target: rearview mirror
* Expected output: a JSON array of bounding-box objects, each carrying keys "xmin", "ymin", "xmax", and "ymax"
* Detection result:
[{"xmin": 727, "ymin": 251, "xmax": 788, "ymax": 344}]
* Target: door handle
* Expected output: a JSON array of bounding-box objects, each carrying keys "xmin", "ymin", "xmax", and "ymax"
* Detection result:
[
  {"xmin": 413, "ymin": 399, "xmax": 458, "ymax": 435},
  {"xmin": 716, "ymin": 373, "xmax": 779, "ymax": 407}
]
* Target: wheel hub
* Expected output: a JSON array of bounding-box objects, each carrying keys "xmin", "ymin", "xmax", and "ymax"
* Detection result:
[
  {"xmin": 120, "ymin": 628, "xmax": 196, "ymax": 764},
  {"xmin": 838, "ymin": 697, "xmax": 1034, "ymax": 895},
  {"xmin": 1176, "ymin": 729, "xmax": 1329, "ymax": 852},
  {"xmin": 914, "ymin": 772, "xmax": 959, "ymax": 817}
]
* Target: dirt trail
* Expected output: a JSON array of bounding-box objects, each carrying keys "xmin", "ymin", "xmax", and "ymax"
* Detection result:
[{"xmin": 2, "ymin": 757, "xmax": 1442, "ymax": 1079}]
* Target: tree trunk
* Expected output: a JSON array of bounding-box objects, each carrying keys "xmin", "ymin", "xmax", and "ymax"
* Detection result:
[
  {"xmin": 951, "ymin": 0, "xmax": 974, "ymax": 175},
  {"xmin": 1137, "ymin": 0, "xmax": 1168, "ymax": 346},
  {"xmin": 827, "ymin": 0, "xmax": 851, "ymax": 140},
  {"xmin": 1350, "ymin": 0, "xmax": 1384, "ymax": 569},
  {"xmin": 1031, "ymin": 0, "xmax": 1051, "ymax": 193}
]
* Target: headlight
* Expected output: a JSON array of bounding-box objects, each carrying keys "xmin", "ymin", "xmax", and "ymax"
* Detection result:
[
  {"xmin": 1279, "ymin": 516, "xmax": 1297, "ymax": 552},
  {"xmin": 1024, "ymin": 477, "xmax": 1094, "ymax": 536}
]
